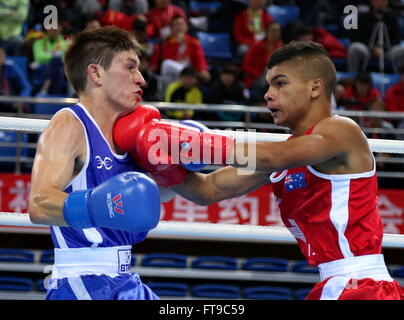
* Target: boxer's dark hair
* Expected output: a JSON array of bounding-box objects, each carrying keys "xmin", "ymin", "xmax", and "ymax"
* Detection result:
[
  {"xmin": 64, "ymin": 26, "xmax": 142, "ymax": 94},
  {"xmin": 267, "ymin": 41, "xmax": 336, "ymax": 99}
]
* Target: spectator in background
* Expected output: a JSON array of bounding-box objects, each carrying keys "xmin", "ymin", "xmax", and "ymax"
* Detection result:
[
  {"xmin": 151, "ymin": 15, "xmax": 211, "ymax": 83},
  {"xmin": 164, "ymin": 66, "xmax": 202, "ymax": 120},
  {"xmin": 206, "ymin": 64, "xmax": 250, "ymax": 121},
  {"xmin": 291, "ymin": 22, "xmax": 347, "ymax": 59},
  {"xmin": 32, "ymin": 23, "xmax": 68, "ymax": 95},
  {"xmin": 146, "ymin": 0, "xmax": 188, "ymax": 39},
  {"xmin": 82, "ymin": 14, "xmax": 102, "ymax": 31},
  {"xmin": 233, "ymin": 0, "xmax": 273, "ymax": 57},
  {"xmin": 0, "ymin": 46, "xmax": 31, "ymax": 113},
  {"xmin": 384, "ymin": 64, "xmax": 404, "ymax": 112},
  {"xmin": 242, "ymin": 22, "xmax": 283, "ymax": 93},
  {"xmin": 73, "ymin": 0, "xmax": 102, "ymax": 16},
  {"xmin": 108, "ymin": 0, "xmax": 149, "ymax": 15},
  {"xmin": 132, "ymin": 18, "xmax": 157, "ymax": 58},
  {"xmin": 347, "ymin": 0, "xmax": 404, "ymax": 73},
  {"xmin": 97, "ymin": 0, "xmax": 145, "ymax": 31},
  {"xmin": 363, "ymin": 98, "xmax": 401, "ymax": 187},
  {"xmin": 0, "ymin": 0, "xmax": 29, "ymax": 56},
  {"xmin": 139, "ymin": 53, "xmax": 160, "ymax": 102},
  {"xmin": 342, "ymin": 73, "xmax": 381, "ymax": 111}
]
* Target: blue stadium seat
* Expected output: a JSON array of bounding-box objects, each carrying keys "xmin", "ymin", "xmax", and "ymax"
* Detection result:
[
  {"xmin": 31, "ymin": 64, "xmax": 48, "ymax": 89},
  {"xmin": 192, "ymin": 284, "xmax": 241, "ymax": 299},
  {"xmin": 294, "ymin": 288, "xmax": 312, "ymax": 300},
  {"xmin": 243, "ymin": 257, "xmax": 289, "ymax": 272},
  {"xmin": 267, "ymin": 5, "xmax": 300, "ymax": 27},
  {"xmin": 336, "ymin": 71, "xmax": 356, "ymax": 82},
  {"xmin": 33, "ymin": 93, "xmax": 67, "ymax": 115},
  {"xmin": 370, "ymin": 72, "xmax": 401, "ymax": 95},
  {"xmin": 39, "ymin": 250, "xmax": 54, "ymax": 264},
  {"xmin": 191, "ymin": 256, "xmax": 238, "ymax": 270},
  {"xmin": 196, "ymin": 31, "xmax": 233, "ymax": 59},
  {"xmin": 147, "ymin": 282, "xmax": 189, "ymax": 297},
  {"xmin": 7, "ymin": 56, "xmax": 28, "ymax": 78},
  {"xmin": 337, "ymin": 37, "xmax": 351, "ymax": 48},
  {"xmin": 36, "ymin": 279, "xmax": 47, "ymax": 292},
  {"xmin": 243, "ymin": 286, "xmax": 293, "ymax": 300},
  {"xmin": 141, "ymin": 253, "xmax": 188, "ymax": 268},
  {"xmin": 0, "ymin": 276, "xmax": 33, "ymax": 291},
  {"xmin": 291, "ymin": 260, "xmax": 319, "ymax": 274},
  {"xmin": 0, "ymin": 249, "xmax": 35, "ymax": 263},
  {"xmin": 0, "ymin": 131, "xmax": 30, "ymax": 159},
  {"xmin": 391, "ymin": 265, "xmax": 404, "ymax": 278},
  {"xmin": 189, "ymin": 1, "xmax": 222, "ymax": 14}
]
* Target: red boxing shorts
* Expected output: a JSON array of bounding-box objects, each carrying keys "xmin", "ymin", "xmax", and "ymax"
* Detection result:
[{"xmin": 305, "ymin": 254, "xmax": 404, "ymax": 300}]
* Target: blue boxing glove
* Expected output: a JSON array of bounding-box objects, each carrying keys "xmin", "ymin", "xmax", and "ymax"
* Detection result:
[
  {"xmin": 179, "ymin": 120, "xmax": 210, "ymax": 172},
  {"xmin": 63, "ymin": 172, "xmax": 160, "ymax": 232}
]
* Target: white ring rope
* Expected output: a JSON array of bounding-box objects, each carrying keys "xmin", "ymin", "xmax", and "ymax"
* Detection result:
[
  {"xmin": 1, "ymin": 212, "xmax": 403, "ymax": 248},
  {"xmin": 1, "ymin": 116, "xmax": 404, "ymax": 154},
  {"xmin": 0, "ymin": 115, "xmax": 404, "ymax": 248}
]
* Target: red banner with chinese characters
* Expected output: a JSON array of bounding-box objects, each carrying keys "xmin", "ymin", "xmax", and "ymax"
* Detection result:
[{"xmin": 1, "ymin": 173, "xmax": 404, "ymax": 234}]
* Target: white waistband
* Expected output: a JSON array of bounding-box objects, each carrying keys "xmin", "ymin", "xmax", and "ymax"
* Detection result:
[
  {"xmin": 318, "ymin": 254, "xmax": 393, "ymax": 282},
  {"xmin": 51, "ymin": 246, "xmax": 132, "ymax": 279}
]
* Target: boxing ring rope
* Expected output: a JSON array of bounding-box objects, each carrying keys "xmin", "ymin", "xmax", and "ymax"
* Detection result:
[
  {"xmin": 1, "ymin": 115, "xmax": 404, "ymax": 154},
  {"xmin": 1, "ymin": 212, "xmax": 404, "ymax": 249},
  {"xmin": 0, "ymin": 115, "xmax": 404, "ymax": 248}
]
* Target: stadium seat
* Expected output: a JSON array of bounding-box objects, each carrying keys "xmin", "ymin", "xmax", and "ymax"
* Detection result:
[
  {"xmin": 294, "ymin": 288, "xmax": 312, "ymax": 300},
  {"xmin": 243, "ymin": 257, "xmax": 289, "ymax": 272},
  {"xmin": 191, "ymin": 256, "xmax": 238, "ymax": 270},
  {"xmin": 147, "ymin": 282, "xmax": 189, "ymax": 297},
  {"xmin": 39, "ymin": 250, "xmax": 54, "ymax": 264},
  {"xmin": 370, "ymin": 72, "xmax": 401, "ymax": 95},
  {"xmin": 0, "ymin": 131, "xmax": 30, "ymax": 159},
  {"xmin": 391, "ymin": 265, "xmax": 404, "ymax": 278},
  {"xmin": 0, "ymin": 249, "xmax": 35, "ymax": 263},
  {"xmin": 291, "ymin": 260, "xmax": 319, "ymax": 274},
  {"xmin": 336, "ymin": 71, "xmax": 356, "ymax": 82},
  {"xmin": 192, "ymin": 283, "xmax": 241, "ymax": 299},
  {"xmin": 33, "ymin": 93, "xmax": 67, "ymax": 115},
  {"xmin": 30, "ymin": 64, "xmax": 48, "ymax": 90},
  {"xmin": 141, "ymin": 253, "xmax": 188, "ymax": 268},
  {"xmin": 189, "ymin": 1, "xmax": 222, "ymax": 14},
  {"xmin": 36, "ymin": 279, "xmax": 47, "ymax": 292},
  {"xmin": 337, "ymin": 37, "xmax": 351, "ymax": 48},
  {"xmin": 267, "ymin": 5, "xmax": 300, "ymax": 27},
  {"xmin": 243, "ymin": 286, "xmax": 293, "ymax": 300},
  {"xmin": 196, "ymin": 31, "xmax": 233, "ymax": 59},
  {"xmin": 7, "ymin": 56, "xmax": 28, "ymax": 78},
  {"xmin": 0, "ymin": 276, "xmax": 33, "ymax": 291}
]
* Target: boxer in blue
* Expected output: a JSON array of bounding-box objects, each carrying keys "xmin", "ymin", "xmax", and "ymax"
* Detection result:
[{"xmin": 28, "ymin": 27, "xmax": 169, "ymax": 300}]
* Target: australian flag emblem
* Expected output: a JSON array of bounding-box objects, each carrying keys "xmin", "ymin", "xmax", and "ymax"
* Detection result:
[{"xmin": 285, "ymin": 172, "xmax": 307, "ymax": 191}]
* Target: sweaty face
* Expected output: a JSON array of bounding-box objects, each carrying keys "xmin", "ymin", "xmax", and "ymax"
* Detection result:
[
  {"xmin": 100, "ymin": 51, "xmax": 145, "ymax": 113},
  {"xmin": 264, "ymin": 64, "xmax": 312, "ymax": 129}
]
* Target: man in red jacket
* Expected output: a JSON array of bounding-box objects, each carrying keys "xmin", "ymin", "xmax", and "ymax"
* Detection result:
[
  {"xmin": 151, "ymin": 15, "xmax": 211, "ymax": 83},
  {"xmin": 146, "ymin": 0, "xmax": 187, "ymax": 39},
  {"xmin": 384, "ymin": 64, "xmax": 404, "ymax": 112},
  {"xmin": 233, "ymin": 0, "xmax": 273, "ymax": 57}
]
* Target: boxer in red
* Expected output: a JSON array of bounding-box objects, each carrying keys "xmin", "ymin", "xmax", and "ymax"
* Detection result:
[{"xmin": 114, "ymin": 41, "xmax": 404, "ymax": 300}]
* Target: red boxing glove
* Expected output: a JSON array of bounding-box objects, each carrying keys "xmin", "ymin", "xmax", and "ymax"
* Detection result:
[
  {"xmin": 113, "ymin": 105, "xmax": 188, "ymax": 187},
  {"xmin": 135, "ymin": 119, "xmax": 234, "ymax": 168}
]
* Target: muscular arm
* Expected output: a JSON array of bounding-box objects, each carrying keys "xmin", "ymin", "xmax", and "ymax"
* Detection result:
[
  {"xmin": 173, "ymin": 116, "xmax": 371, "ymax": 206},
  {"xmin": 172, "ymin": 166, "xmax": 269, "ymax": 206},
  {"xmin": 232, "ymin": 116, "xmax": 373, "ymax": 174},
  {"xmin": 28, "ymin": 111, "xmax": 85, "ymax": 225}
]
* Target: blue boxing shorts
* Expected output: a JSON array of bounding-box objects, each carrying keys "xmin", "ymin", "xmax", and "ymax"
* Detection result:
[{"xmin": 44, "ymin": 246, "xmax": 159, "ymax": 300}]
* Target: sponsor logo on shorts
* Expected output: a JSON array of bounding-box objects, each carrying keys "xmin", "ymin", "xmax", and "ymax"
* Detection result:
[{"xmin": 118, "ymin": 250, "xmax": 132, "ymax": 274}]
